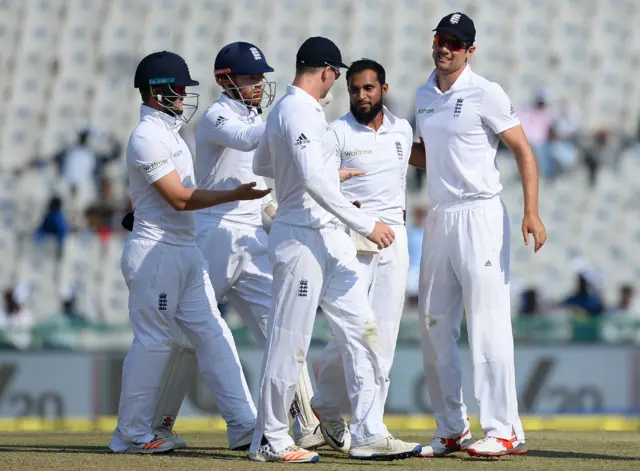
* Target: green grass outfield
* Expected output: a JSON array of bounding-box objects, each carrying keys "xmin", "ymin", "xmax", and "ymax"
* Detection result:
[
  {"xmin": 0, "ymin": 430, "xmax": 638, "ymax": 471},
  {"xmin": 1, "ymin": 414, "xmax": 639, "ymax": 432}
]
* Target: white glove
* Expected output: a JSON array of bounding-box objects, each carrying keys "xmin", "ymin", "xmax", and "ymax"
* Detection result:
[
  {"xmin": 261, "ymin": 200, "xmax": 278, "ymax": 233},
  {"xmin": 319, "ymin": 91, "xmax": 333, "ymax": 108}
]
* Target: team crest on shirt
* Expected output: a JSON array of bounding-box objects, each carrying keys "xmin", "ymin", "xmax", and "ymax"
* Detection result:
[
  {"xmin": 395, "ymin": 141, "xmax": 404, "ymax": 159},
  {"xmin": 454, "ymin": 98, "xmax": 464, "ymax": 117}
]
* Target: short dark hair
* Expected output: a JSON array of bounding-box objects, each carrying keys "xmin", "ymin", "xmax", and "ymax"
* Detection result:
[
  {"xmin": 295, "ymin": 64, "xmax": 324, "ymax": 76},
  {"xmin": 346, "ymin": 59, "xmax": 386, "ymax": 86}
]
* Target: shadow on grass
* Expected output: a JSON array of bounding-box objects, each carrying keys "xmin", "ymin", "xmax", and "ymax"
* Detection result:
[{"xmin": 459, "ymin": 449, "xmax": 639, "ymax": 462}]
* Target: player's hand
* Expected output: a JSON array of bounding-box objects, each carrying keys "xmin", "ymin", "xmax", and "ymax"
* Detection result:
[
  {"xmin": 522, "ymin": 213, "xmax": 547, "ymax": 252},
  {"xmin": 339, "ymin": 168, "xmax": 366, "ymax": 182},
  {"xmin": 367, "ymin": 222, "xmax": 395, "ymax": 250},
  {"xmin": 352, "ymin": 200, "xmax": 361, "ymax": 208},
  {"xmin": 319, "ymin": 91, "xmax": 333, "ymax": 107},
  {"xmin": 233, "ymin": 182, "xmax": 272, "ymax": 201}
]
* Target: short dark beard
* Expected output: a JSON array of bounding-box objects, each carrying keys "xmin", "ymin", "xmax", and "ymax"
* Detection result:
[{"xmin": 350, "ymin": 98, "xmax": 383, "ymax": 126}]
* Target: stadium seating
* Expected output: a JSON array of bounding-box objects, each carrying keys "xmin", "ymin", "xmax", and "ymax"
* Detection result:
[{"xmin": 0, "ymin": 0, "xmax": 639, "ymax": 331}]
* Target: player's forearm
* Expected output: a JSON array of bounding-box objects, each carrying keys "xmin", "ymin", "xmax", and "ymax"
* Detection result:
[
  {"xmin": 514, "ymin": 148, "xmax": 540, "ymax": 216},
  {"xmin": 304, "ymin": 176, "xmax": 375, "ymax": 237},
  {"xmin": 177, "ymin": 188, "xmax": 240, "ymax": 211},
  {"xmin": 409, "ymin": 141, "xmax": 426, "ymax": 169}
]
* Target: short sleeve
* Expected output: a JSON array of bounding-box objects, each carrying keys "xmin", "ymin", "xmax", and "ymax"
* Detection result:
[
  {"xmin": 130, "ymin": 132, "xmax": 175, "ymax": 184},
  {"xmin": 480, "ymin": 83, "xmax": 520, "ymax": 135}
]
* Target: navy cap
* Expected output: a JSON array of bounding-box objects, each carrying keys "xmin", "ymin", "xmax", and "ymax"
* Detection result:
[
  {"xmin": 214, "ymin": 42, "xmax": 274, "ymax": 76},
  {"xmin": 134, "ymin": 51, "xmax": 199, "ymax": 88},
  {"xmin": 296, "ymin": 36, "xmax": 348, "ymax": 69},
  {"xmin": 433, "ymin": 12, "xmax": 476, "ymax": 43}
]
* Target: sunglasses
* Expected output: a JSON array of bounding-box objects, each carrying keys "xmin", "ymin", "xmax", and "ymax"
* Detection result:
[
  {"xmin": 325, "ymin": 62, "xmax": 341, "ymax": 79},
  {"xmin": 433, "ymin": 34, "xmax": 469, "ymax": 51}
]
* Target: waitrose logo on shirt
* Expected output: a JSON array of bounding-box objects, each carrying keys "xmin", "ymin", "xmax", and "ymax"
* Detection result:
[
  {"xmin": 344, "ymin": 149, "xmax": 373, "ymax": 157},
  {"xmin": 142, "ymin": 159, "xmax": 168, "ymax": 173}
]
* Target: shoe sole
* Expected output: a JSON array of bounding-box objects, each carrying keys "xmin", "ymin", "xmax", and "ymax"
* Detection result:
[
  {"xmin": 350, "ymin": 445, "xmax": 421, "ymax": 461},
  {"xmin": 122, "ymin": 448, "xmax": 175, "ymax": 455},
  {"xmin": 467, "ymin": 443, "xmax": 528, "ymax": 457},
  {"xmin": 248, "ymin": 454, "xmax": 320, "ymax": 463}
]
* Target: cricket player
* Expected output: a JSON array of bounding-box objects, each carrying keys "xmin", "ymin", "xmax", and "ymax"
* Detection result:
[
  {"xmin": 411, "ymin": 13, "xmax": 547, "ymax": 457},
  {"xmin": 150, "ymin": 42, "xmax": 325, "ymax": 451},
  {"xmin": 311, "ymin": 59, "xmax": 413, "ymax": 427},
  {"xmin": 108, "ymin": 51, "xmax": 270, "ymax": 454},
  {"xmin": 248, "ymin": 36, "xmax": 421, "ymax": 463}
]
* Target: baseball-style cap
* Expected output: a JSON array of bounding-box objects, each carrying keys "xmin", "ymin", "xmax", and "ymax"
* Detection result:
[
  {"xmin": 134, "ymin": 51, "xmax": 199, "ymax": 89},
  {"xmin": 296, "ymin": 36, "xmax": 348, "ymax": 69},
  {"xmin": 214, "ymin": 41, "xmax": 274, "ymax": 76},
  {"xmin": 433, "ymin": 12, "xmax": 476, "ymax": 43}
]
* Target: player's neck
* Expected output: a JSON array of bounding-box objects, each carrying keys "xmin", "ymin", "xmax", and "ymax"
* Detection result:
[
  {"xmin": 366, "ymin": 112, "xmax": 384, "ymax": 131},
  {"xmin": 436, "ymin": 64, "xmax": 466, "ymax": 93},
  {"xmin": 292, "ymin": 76, "xmax": 322, "ymax": 102}
]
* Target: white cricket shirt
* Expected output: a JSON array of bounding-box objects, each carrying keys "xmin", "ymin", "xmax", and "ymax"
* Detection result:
[
  {"xmin": 253, "ymin": 85, "xmax": 375, "ymax": 237},
  {"xmin": 330, "ymin": 107, "xmax": 413, "ymax": 226},
  {"xmin": 194, "ymin": 93, "xmax": 269, "ymax": 230},
  {"xmin": 126, "ymin": 105, "xmax": 196, "ymax": 246},
  {"xmin": 415, "ymin": 65, "xmax": 520, "ymax": 203}
]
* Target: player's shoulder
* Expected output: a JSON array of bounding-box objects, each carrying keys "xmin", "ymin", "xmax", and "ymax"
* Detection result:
[
  {"xmin": 395, "ymin": 117, "xmax": 414, "ymax": 139},
  {"xmin": 467, "ymin": 69, "xmax": 508, "ymax": 98},
  {"xmin": 329, "ymin": 113, "xmax": 351, "ymax": 131},
  {"xmin": 199, "ymin": 98, "xmax": 234, "ymax": 127}
]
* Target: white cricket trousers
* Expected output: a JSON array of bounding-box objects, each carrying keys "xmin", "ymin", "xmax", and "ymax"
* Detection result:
[
  {"xmin": 109, "ymin": 238, "xmax": 255, "ymax": 451},
  {"xmin": 312, "ymin": 225, "xmax": 409, "ymax": 421},
  {"xmin": 419, "ymin": 195, "xmax": 524, "ymax": 441},
  {"xmin": 250, "ymin": 222, "xmax": 387, "ymax": 453}
]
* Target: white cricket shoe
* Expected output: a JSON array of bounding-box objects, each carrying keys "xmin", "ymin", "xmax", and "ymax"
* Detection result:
[
  {"xmin": 313, "ymin": 412, "xmax": 351, "ymax": 454},
  {"xmin": 349, "ymin": 436, "xmax": 421, "ymax": 461},
  {"xmin": 418, "ymin": 425, "xmax": 473, "ymax": 457},
  {"xmin": 119, "ymin": 436, "xmax": 176, "ymax": 454},
  {"xmin": 295, "ymin": 425, "xmax": 327, "ymax": 450},
  {"xmin": 467, "ymin": 435, "xmax": 528, "ymax": 457},
  {"xmin": 249, "ymin": 437, "xmax": 320, "ymax": 463},
  {"xmin": 154, "ymin": 427, "xmax": 187, "ymax": 449}
]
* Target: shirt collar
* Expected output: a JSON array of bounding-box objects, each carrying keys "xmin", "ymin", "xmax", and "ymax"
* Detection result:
[
  {"xmin": 426, "ymin": 64, "xmax": 472, "ymax": 95},
  {"xmin": 219, "ymin": 92, "xmax": 258, "ymax": 118},
  {"xmin": 286, "ymin": 85, "xmax": 323, "ymax": 112},
  {"xmin": 347, "ymin": 105, "xmax": 396, "ymax": 133},
  {"xmin": 140, "ymin": 104, "xmax": 183, "ymax": 132}
]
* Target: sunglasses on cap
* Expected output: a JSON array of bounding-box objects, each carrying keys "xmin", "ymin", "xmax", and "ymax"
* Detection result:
[
  {"xmin": 325, "ymin": 62, "xmax": 341, "ymax": 79},
  {"xmin": 433, "ymin": 34, "xmax": 469, "ymax": 51}
]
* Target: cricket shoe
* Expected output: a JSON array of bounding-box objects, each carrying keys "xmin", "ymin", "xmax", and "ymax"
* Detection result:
[
  {"xmin": 349, "ymin": 435, "xmax": 421, "ymax": 461},
  {"xmin": 295, "ymin": 425, "xmax": 327, "ymax": 450},
  {"xmin": 120, "ymin": 436, "xmax": 175, "ymax": 454},
  {"xmin": 418, "ymin": 424, "xmax": 473, "ymax": 457},
  {"xmin": 313, "ymin": 410, "xmax": 350, "ymax": 454},
  {"xmin": 248, "ymin": 436, "xmax": 320, "ymax": 463},
  {"xmin": 154, "ymin": 427, "xmax": 187, "ymax": 449},
  {"xmin": 466, "ymin": 434, "xmax": 528, "ymax": 457}
]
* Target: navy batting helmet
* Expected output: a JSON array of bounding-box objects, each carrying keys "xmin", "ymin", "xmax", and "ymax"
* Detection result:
[
  {"xmin": 135, "ymin": 51, "xmax": 200, "ymax": 123},
  {"xmin": 214, "ymin": 42, "xmax": 276, "ymax": 110}
]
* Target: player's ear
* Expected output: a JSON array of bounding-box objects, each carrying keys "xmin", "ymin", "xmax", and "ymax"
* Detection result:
[
  {"xmin": 466, "ymin": 45, "xmax": 476, "ymax": 59},
  {"xmin": 381, "ymin": 83, "xmax": 389, "ymax": 96}
]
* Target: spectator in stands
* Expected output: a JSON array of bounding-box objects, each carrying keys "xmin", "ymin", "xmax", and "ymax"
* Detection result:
[
  {"xmin": 547, "ymin": 98, "xmax": 580, "ymax": 176},
  {"xmin": 561, "ymin": 272, "xmax": 605, "ymax": 317},
  {"xmin": 405, "ymin": 204, "xmax": 428, "ymax": 306},
  {"xmin": 35, "ymin": 196, "xmax": 68, "ymax": 257},
  {"xmin": 518, "ymin": 288, "xmax": 542, "ymax": 317},
  {"xmin": 38, "ymin": 288, "xmax": 90, "ymax": 350},
  {"xmin": 0, "ymin": 285, "xmax": 35, "ymax": 350},
  {"xmin": 581, "ymin": 129, "xmax": 620, "ymax": 187},
  {"xmin": 54, "ymin": 127, "xmax": 121, "ymax": 202},
  {"xmin": 518, "ymin": 89, "xmax": 554, "ymax": 179}
]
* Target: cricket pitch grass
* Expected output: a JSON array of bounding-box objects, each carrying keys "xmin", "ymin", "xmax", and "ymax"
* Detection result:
[{"xmin": 0, "ymin": 430, "xmax": 638, "ymax": 470}]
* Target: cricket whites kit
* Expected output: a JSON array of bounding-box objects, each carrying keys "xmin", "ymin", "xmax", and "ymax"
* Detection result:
[
  {"xmin": 151, "ymin": 88, "xmax": 324, "ymax": 449},
  {"xmin": 311, "ymin": 108, "xmax": 413, "ymax": 423},
  {"xmin": 248, "ymin": 62, "xmax": 420, "ymax": 460},
  {"xmin": 109, "ymin": 104, "xmax": 255, "ymax": 453},
  {"xmin": 414, "ymin": 62, "xmax": 527, "ymax": 456}
]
